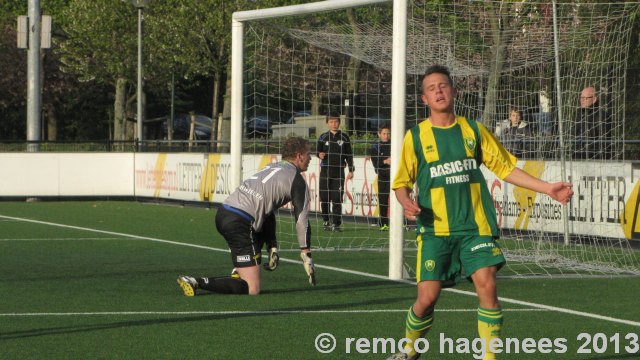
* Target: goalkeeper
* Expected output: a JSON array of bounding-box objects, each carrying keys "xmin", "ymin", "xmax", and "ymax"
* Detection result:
[
  {"xmin": 177, "ymin": 136, "xmax": 315, "ymax": 296},
  {"xmin": 387, "ymin": 65, "xmax": 574, "ymax": 360}
]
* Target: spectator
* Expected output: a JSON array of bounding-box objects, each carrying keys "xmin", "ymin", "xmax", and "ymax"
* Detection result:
[
  {"xmin": 573, "ymin": 86, "xmax": 612, "ymax": 160},
  {"xmin": 369, "ymin": 123, "xmax": 391, "ymax": 230},
  {"xmin": 499, "ymin": 107, "xmax": 533, "ymax": 159}
]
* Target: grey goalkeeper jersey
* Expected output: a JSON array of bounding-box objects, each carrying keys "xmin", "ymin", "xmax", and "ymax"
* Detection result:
[{"xmin": 224, "ymin": 161, "xmax": 311, "ymax": 249}]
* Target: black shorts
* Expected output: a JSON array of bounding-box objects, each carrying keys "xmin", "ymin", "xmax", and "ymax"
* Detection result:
[{"xmin": 215, "ymin": 206, "xmax": 276, "ymax": 268}]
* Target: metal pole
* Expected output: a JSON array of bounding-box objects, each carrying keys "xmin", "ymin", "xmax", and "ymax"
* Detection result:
[
  {"xmin": 136, "ymin": 7, "xmax": 144, "ymax": 143},
  {"xmin": 27, "ymin": 0, "xmax": 42, "ymax": 152},
  {"xmin": 552, "ymin": 1, "xmax": 571, "ymax": 246},
  {"xmin": 389, "ymin": 0, "xmax": 408, "ymax": 280}
]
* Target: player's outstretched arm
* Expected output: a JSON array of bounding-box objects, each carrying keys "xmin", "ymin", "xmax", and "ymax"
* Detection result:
[
  {"xmin": 504, "ymin": 167, "xmax": 574, "ymax": 205},
  {"xmin": 394, "ymin": 187, "xmax": 421, "ymax": 220}
]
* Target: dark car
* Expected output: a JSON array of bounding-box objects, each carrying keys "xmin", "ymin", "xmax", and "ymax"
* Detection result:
[
  {"xmin": 245, "ymin": 115, "xmax": 274, "ymax": 138},
  {"xmin": 284, "ymin": 110, "xmax": 313, "ymax": 124},
  {"xmin": 363, "ymin": 116, "xmax": 391, "ymax": 133},
  {"xmin": 162, "ymin": 114, "xmax": 213, "ymax": 140}
]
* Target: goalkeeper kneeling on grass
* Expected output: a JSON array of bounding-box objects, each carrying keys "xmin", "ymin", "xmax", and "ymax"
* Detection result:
[
  {"xmin": 177, "ymin": 136, "xmax": 315, "ymax": 296},
  {"xmin": 387, "ymin": 65, "xmax": 574, "ymax": 360}
]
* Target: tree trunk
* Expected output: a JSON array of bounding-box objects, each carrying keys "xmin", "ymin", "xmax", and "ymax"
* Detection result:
[
  {"xmin": 114, "ymin": 77, "xmax": 127, "ymax": 141},
  {"xmin": 210, "ymin": 70, "xmax": 221, "ymax": 144},
  {"xmin": 45, "ymin": 103, "xmax": 57, "ymax": 141},
  {"xmin": 218, "ymin": 76, "xmax": 232, "ymax": 153}
]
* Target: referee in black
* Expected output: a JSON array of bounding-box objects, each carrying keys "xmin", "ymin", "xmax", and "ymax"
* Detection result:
[
  {"xmin": 317, "ymin": 112, "xmax": 354, "ymax": 232},
  {"xmin": 177, "ymin": 137, "xmax": 315, "ymax": 296}
]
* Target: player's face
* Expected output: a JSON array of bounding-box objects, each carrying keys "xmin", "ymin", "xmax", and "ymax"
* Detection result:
[
  {"xmin": 327, "ymin": 118, "xmax": 341, "ymax": 132},
  {"xmin": 421, "ymin": 73, "xmax": 456, "ymax": 113},
  {"xmin": 378, "ymin": 128, "xmax": 390, "ymax": 142},
  {"xmin": 296, "ymin": 146, "xmax": 312, "ymax": 172}
]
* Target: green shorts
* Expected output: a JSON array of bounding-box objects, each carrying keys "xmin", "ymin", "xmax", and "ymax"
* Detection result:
[{"xmin": 416, "ymin": 234, "xmax": 506, "ymax": 285}]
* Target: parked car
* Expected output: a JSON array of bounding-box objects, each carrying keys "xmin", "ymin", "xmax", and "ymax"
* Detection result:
[
  {"xmin": 284, "ymin": 110, "xmax": 313, "ymax": 124},
  {"xmin": 162, "ymin": 114, "xmax": 213, "ymax": 140},
  {"xmin": 245, "ymin": 115, "xmax": 273, "ymax": 138}
]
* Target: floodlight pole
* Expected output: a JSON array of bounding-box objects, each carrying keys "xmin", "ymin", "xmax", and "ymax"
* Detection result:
[
  {"xmin": 27, "ymin": 0, "xmax": 42, "ymax": 152},
  {"xmin": 131, "ymin": 0, "xmax": 148, "ymax": 144}
]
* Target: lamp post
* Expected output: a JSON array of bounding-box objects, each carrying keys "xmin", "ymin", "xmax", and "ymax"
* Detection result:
[{"xmin": 131, "ymin": 0, "xmax": 148, "ymax": 144}]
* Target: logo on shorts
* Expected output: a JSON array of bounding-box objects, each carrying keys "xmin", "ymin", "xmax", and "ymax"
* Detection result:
[
  {"xmin": 492, "ymin": 247, "xmax": 502, "ymax": 256},
  {"xmin": 236, "ymin": 255, "xmax": 251, "ymax": 262},
  {"xmin": 425, "ymin": 260, "xmax": 436, "ymax": 272}
]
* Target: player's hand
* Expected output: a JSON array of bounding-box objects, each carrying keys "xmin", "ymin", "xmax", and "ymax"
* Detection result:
[
  {"xmin": 346, "ymin": 171, "xmax": 354, "ymax": 180},
  {"xmin": 300, "ymin": 252, "xmax": 316, "ymax": 286},
  {"xmin": 263, "ymin": 247, "xmax": 279, "ymax": 271},
  {"xmin": 548, "ymin": 182, "xmax": 574, "ymax": 205}
]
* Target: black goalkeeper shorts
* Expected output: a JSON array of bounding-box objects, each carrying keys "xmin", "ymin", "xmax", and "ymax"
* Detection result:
[{"xmin": 215, "ymin": 206, "xmax": 275, "ymax": 268}]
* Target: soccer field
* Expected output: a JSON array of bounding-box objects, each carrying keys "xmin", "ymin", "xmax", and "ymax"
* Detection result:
[{"xmin": 1, "ymin": 201, "xmax": 638, "ymax": 359}]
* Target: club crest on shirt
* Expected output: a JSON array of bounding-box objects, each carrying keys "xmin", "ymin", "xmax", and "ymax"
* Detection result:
[
  {"xmin": 337, "ymin": 140, "xmax": 344, "ymax": 146},
  {"xmin": 464, "ymin": 137, "xmax": 476, "ymax": 152},
  {"xmin": 425, "ymin": 145, "xmax": 434, "ymax": 154}
]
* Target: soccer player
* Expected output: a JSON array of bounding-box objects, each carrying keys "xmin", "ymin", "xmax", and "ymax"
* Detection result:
[
  {"xmin": 317, "ymin": 112, "xmax": 354, "ymax": 232},
  {"xmin": 387, "ymin": 65, "xmax": 574, "ymax": 360},
  {"xmin": 369, "ymin": 123, "xmax": 391, "ymax": 230},
  {"xmin": 177, "ymin": 136, "xmax": 315, "ymax": 296}
]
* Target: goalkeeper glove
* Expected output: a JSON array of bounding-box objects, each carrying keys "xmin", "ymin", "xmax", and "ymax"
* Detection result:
[
  {"xmin": 263, "ymin": 247, "xmax": 279, "ymax": 271},
  {"xmin": 300, "ymin": 252, "xmax": 316, "ymax": 286}
]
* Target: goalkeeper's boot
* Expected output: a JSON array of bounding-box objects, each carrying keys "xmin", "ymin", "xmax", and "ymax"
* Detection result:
[
  {"xmin": 263, "ymin": 247, "xmax": 279, "ymax": 271},
  {"xmin": 379, "ymin": 224, "xmax": 389, "ymax": 231},
  {"xmin": 333, "ymin": 224, "xmax": 343, "ymax": 232},
  {"xmin": 385, "ymin": 352, "xmax": 420, "ymax": 360},
  {"xmin": 230, "ymin": 268, "xmax": 240, "ymax": 279},
  {"xmin": 177, "ymin": 275, "xmax": 198, "ymax": 297},
  {"xmin": 323, "ymin": 221, "xmax": 332, "ymax": 232}
]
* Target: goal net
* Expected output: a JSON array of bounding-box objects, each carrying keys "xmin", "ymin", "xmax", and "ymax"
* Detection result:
[{"xmin": 236, "ymin": 0, "xmax": 640, "ymax": 278}]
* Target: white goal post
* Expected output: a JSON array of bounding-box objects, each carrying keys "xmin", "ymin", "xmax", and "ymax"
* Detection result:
[
  {"xmin": 231, "ymin": 0, "xmax": 640, "ymax": 279},
  {"xmin": 231, "ymin": 0, "xmax": 408, "ymax": 279}
]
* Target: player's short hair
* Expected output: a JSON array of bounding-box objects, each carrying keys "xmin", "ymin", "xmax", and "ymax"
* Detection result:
[
  {"xmin": 378, "ymin": 122, "xmax": 391, "ymax": 132},
  {"xmin": 326, "ymin": 109, "xmax": 341, "ymax": 122},
  {"xmin": 421, "ymin": 64, "xmax": 455, "ymax": 89},
  {"xmin": 281, "ymin": 136, "xmax": 309, "ymax": 160}
]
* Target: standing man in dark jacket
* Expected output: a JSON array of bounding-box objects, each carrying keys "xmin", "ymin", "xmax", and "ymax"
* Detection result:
[
  {"xmin": 317, "ymin": 113, "xmax": 354, "ymax": 232},
  {"xmin": 574, "ymin": 86, "xmax": 612, "ymax": 160},
  {"xmin": 369, "ymin": 123, "xmax": 391, "ymax": 230}
]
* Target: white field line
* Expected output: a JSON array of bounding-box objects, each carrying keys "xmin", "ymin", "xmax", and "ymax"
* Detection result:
[
  {"xmin": 1, "ymin": 214, "xmax": 639, "ymax": 327},
  {"xmin": 1, "ymin": 309, "xmax": 547, "ymax": 317}
]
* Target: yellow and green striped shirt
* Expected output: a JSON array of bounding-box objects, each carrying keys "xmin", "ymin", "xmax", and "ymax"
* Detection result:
[{"xmin": 392, "ymin": 116, "xmax": 516, "ymax": 236}]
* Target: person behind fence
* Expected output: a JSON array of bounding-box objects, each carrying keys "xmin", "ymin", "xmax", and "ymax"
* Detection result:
[
  {"xmin": 369, "ymin": 122, "xmax": 391, "ymax": 231},
  {"xmin": 317, "ymin": 112, "xmax": 354, "ymax": 232},
  {"xmin": 176, "ymin": 136, "xmax": 316, "ymax": 296},
  {"xmin": 573, "ymin": 86, "xmax": 612, "ymax": 160},
  {"xmin": 388, "ymin": 64, "xmax": 574, "ymax": 360},
  {"xmin": 498, "ymin": 106, "xmax": 533, "ymax": 159}
]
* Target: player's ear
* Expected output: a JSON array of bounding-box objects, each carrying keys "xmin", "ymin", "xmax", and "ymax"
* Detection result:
[{"xmin": 421, "ymin": 94, "xmax": 428, "ymax": 106}]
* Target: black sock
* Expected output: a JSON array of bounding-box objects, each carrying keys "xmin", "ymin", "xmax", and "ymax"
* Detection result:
[{"xmin": 196, "ymin": 276, "xmax": 249, "ymax": 295}]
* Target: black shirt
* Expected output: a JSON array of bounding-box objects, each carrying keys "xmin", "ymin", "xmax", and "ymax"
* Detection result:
[
  {"xmin": 369, "ymin": 140, "xmax": 391, "ymax": 180},
  {"xmin": 317, "ymin": 130, "xmax": 355, "ymax": 175}
]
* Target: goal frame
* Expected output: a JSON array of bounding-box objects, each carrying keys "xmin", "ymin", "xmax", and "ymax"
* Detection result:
[{"xmin": 231, "ymin": 0, "xmax": 407, "ymax": 279}]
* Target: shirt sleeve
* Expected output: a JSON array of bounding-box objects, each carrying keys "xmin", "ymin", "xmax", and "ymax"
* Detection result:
[
  {"xmin": 291, "ymin": 173, "xmax": 311, "ymax": 249},
  {"xmin": 478, "ymin": 122, "xmax": 517, "ymax": 180},
  {"xmin": 369, "ymin": 143, "xmax": 380, "ymax": 174},
  {"xmin": 392, "ymin": 130, "xmax": 417, "ymax": 190},
  {"xmin": 343, "ymin": 134, "xmax": 355, "ymax": 172}
]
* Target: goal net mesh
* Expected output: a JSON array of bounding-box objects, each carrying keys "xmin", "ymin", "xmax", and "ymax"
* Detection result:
[{"xmin": 241, "ymin": 0, "xmax": 640, "ymax": 277}]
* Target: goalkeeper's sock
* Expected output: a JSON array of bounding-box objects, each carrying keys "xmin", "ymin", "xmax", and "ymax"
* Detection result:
[
  {"xmin": 197, "ymin": 276, "xmax": 249, "ymax": 295},
  {"xmin": 477, "ymin": 307, "xmax": 503, "ymax": 360},
  {"xmin": 402, "ymin": 306, "xmax": 433, "ymax": 356}
]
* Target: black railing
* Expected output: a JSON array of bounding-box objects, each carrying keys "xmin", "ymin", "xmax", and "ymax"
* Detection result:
[{"xmin": 1, "ymin": 139, "xmax": 640, "ymax": 160}]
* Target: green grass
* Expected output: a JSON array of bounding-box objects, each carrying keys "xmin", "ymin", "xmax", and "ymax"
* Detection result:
[{"xmin": 1, "ymin": 201, "xmax": 639, "ymax": 359}]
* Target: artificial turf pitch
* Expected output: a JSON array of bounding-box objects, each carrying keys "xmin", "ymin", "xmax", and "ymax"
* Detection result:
[{"xmin": 1, "ymin": 201, "xmax": 638, "ymax": 359}]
